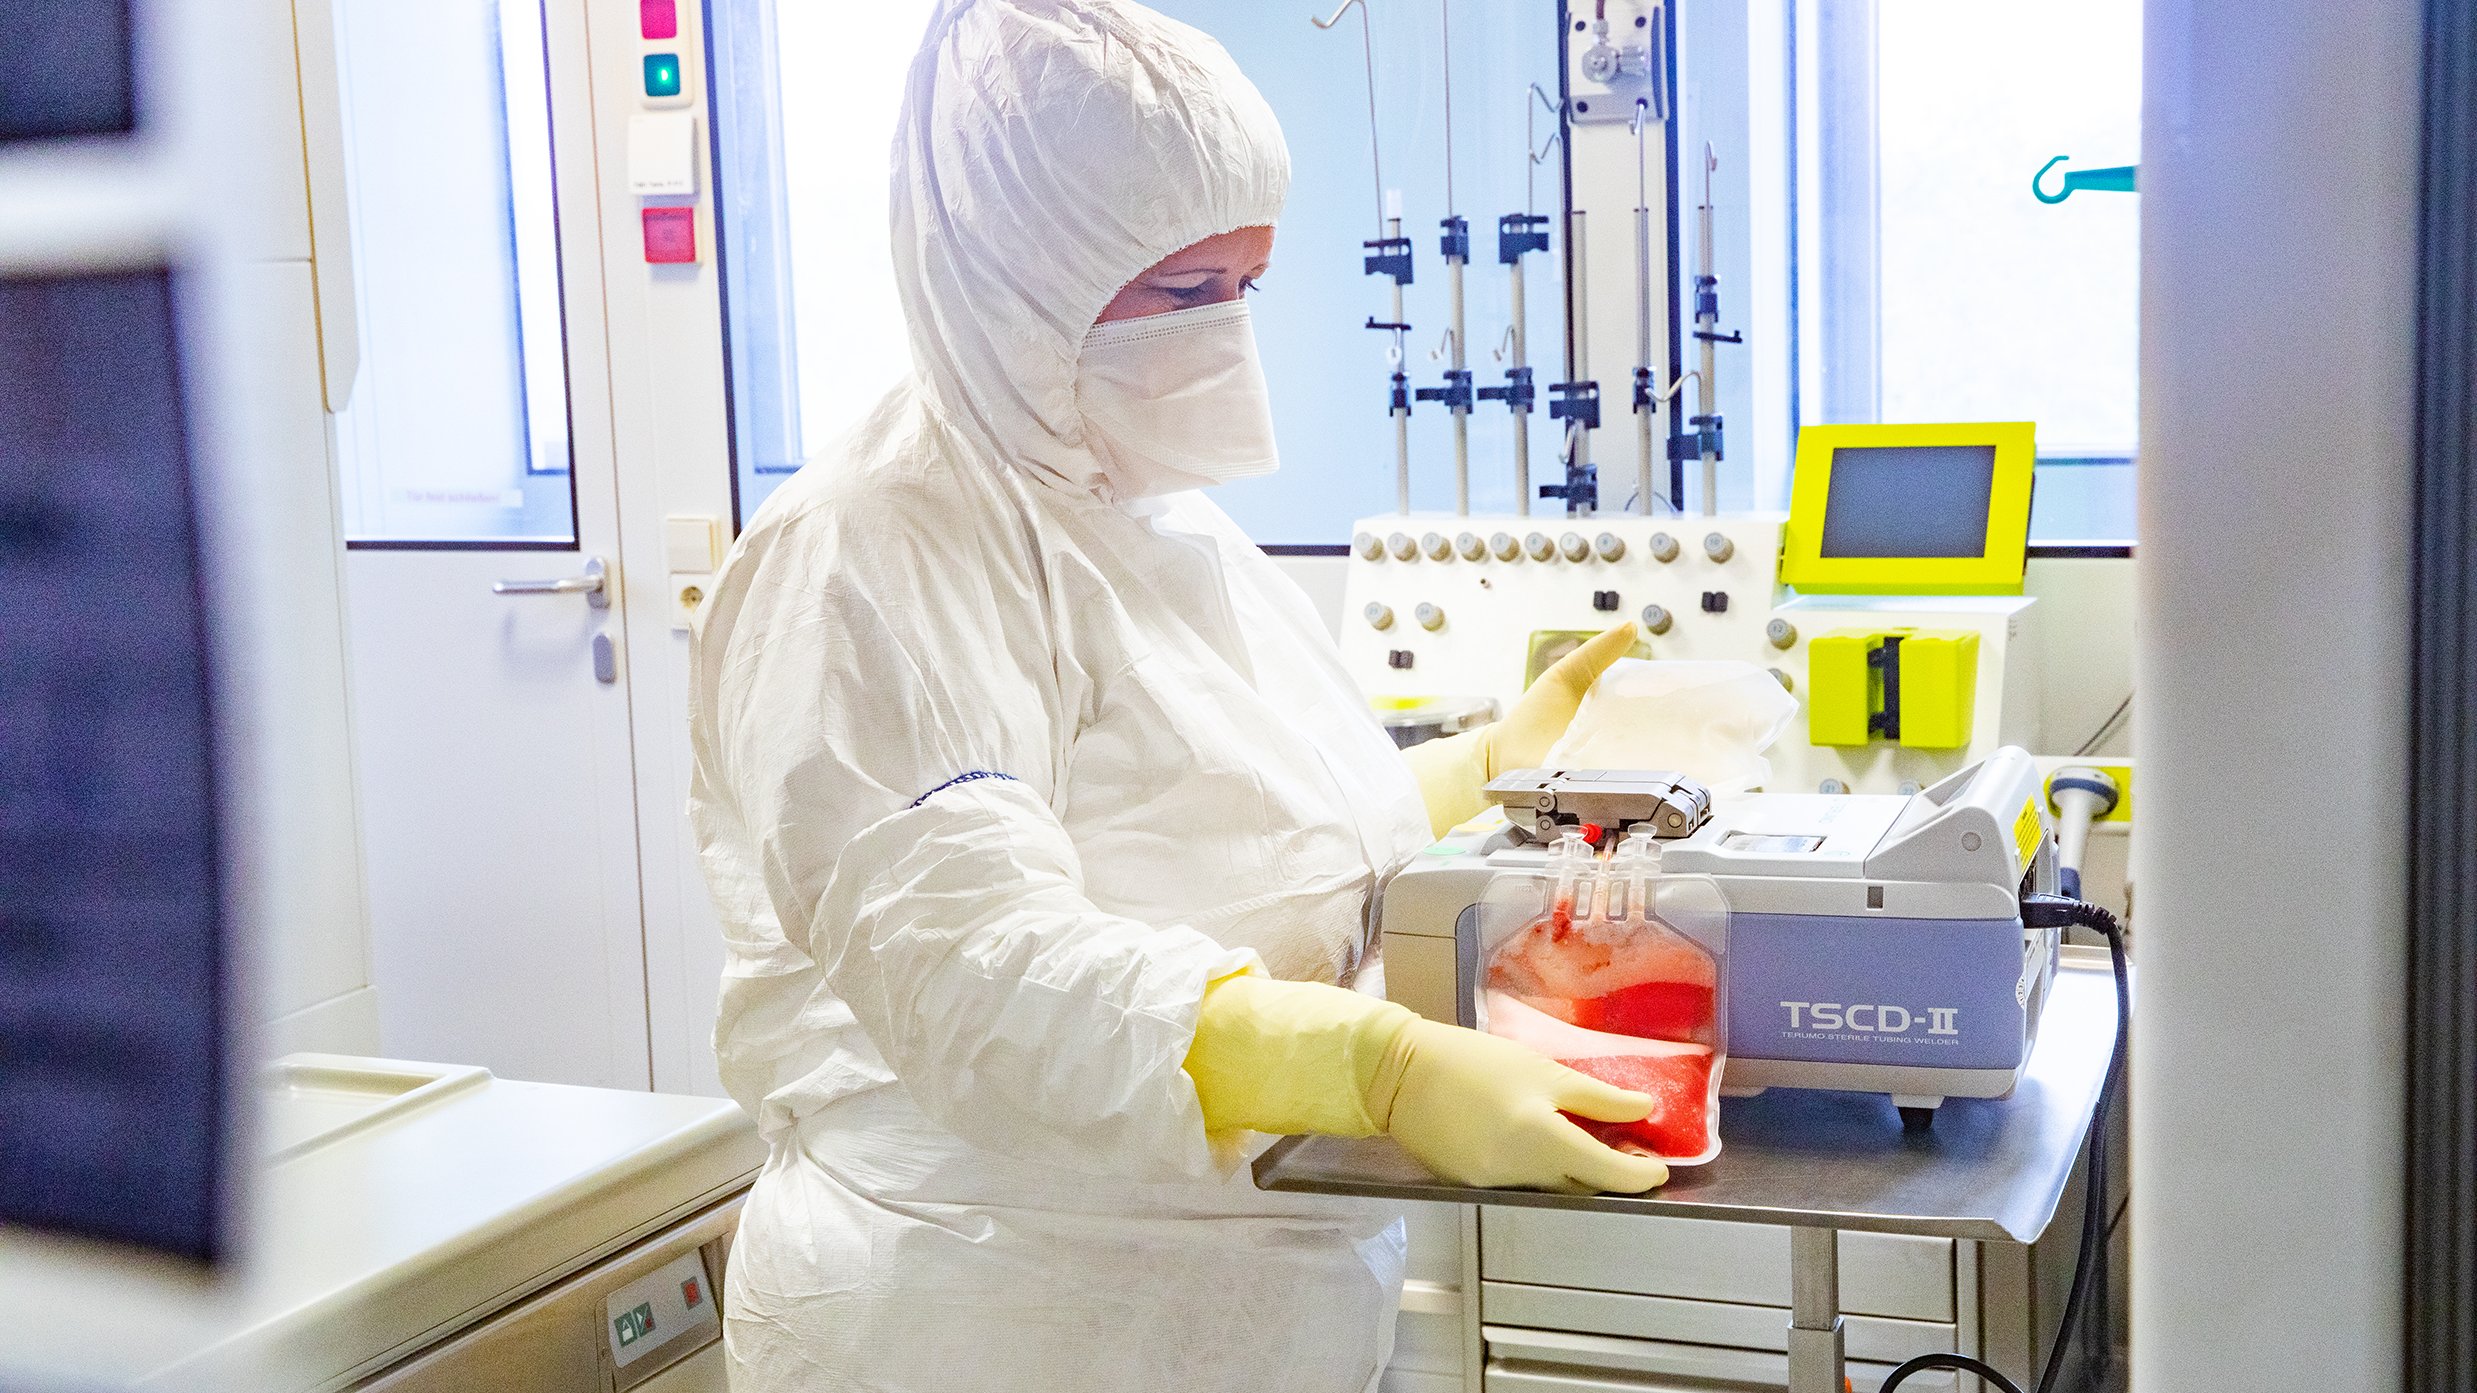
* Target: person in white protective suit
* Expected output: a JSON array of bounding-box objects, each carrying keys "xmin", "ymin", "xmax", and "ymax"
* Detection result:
[{"xmin": 687, "ymin": 3, "xmax": 1671, "ymax": 1390}]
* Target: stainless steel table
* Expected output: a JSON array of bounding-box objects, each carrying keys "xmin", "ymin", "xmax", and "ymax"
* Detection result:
[{"xmin": 1256, "ymin": 950, "xmax": 2124, "ymax": 1393}]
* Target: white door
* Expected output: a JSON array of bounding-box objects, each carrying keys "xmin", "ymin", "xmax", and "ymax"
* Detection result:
[{"xmin": 329, "ymin": 0, "xmax": 653, "ymax": 1089}]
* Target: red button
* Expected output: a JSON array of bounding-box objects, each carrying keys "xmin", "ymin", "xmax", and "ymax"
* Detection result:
[
  {"xmin": 640, "ymin": 0, "xmax": 678, "ymax": 39},
  {"xmin": 681, "ymin": 1277, "xmax": 702, "ymax": 1308},
  {"xmin": 642, "ymin": 206, "xmax": 696, "ymax": 263}
]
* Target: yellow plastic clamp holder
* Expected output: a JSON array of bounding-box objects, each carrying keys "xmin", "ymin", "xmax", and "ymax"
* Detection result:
[
  {"xmin": 1806, "ymin": 631, "xmax": 1879, "ymax": 747},
  {"xmin": 1895, "ymin": 631, "xmax": 1981, "ymax": 750}
]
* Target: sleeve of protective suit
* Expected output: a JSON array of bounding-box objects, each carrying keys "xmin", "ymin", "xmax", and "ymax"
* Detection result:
[
  {"xmin": 1398, "ymin": 623, "xmax": 1638, "ymax": 837},
  {"xmin": 709, "ymin": 492, "xmax": 1255, "ymax": 1184}
]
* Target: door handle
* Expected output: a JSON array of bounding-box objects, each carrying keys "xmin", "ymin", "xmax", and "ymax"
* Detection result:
[{"xmin": 493, "ymin": 556, "xmax": 610, "ymax": 609}]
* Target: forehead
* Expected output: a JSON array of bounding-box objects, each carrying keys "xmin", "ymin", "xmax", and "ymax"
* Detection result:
[{"xmin": 1147, "ymin": 224, "xmax": 1276, "ymax": 273}]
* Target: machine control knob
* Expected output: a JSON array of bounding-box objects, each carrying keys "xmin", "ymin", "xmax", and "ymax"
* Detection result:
[
  {"xmin": 1388, "ymin": 649, "xmax": 1416, "ymax": 670},
  {"xmin": 1640, "ymin": 604, "xmax": 1673, "ymax": 635},
  {"xmin": 1559, "ymin": 532, "xmax": 1590, "ymax": 563},
  {"xmin": 1490, "ymin": 531, "xmax": 1522, "ymax": 561},
  {"xmin": 1415, "ymin": 602, "xmax": 1446, "ymax": 631},
  {"xmin": 1703, "ymin": 532, "xmax": 1735, "ymax": 563},
  {"xmin": 1364, "ymin": 602, "xmax": 1395, "ymax": 630},
  {"xmin": 1648, "ymin": 531, "xmax": 1680, "ymax": 562},
  {"xmin": 1594, "ymin": 532, "xmax": 1625, "ymax": 562},
  {"xmin": 1456, "ymin": 531, "xmax": 1486, "ymax": 561},
  {"xmin": 1766, "ymin": 618, "xmax": 1797, "ymax": 649},
  {"xmin": 1592, "ymin": 590, "xmax": 1621, "ymax": 613},
  {"xmin": 1353, "ymin": 531, "xmax": 1384, "ymax": 561},
  {"xmin": 1525, "ymin": 531, "xmax": 1556, "ymax": 562},
  {"xmin": 1819, "ymin": 778, "xmax": 1848, "ymax": 796},
  {"xmin": 1768, "ymin": 667, "xmax": 1794, "ymax": 692},
  {"xmin": 1701, "ymin": 590, "xmax": 1730, "ymax": 613},
  {"xmin": 1422, "ymin": 531, "xmax": 1453, "ymax": 561},
  {"xmin": 1387, "ymin": 532, "xmax": 1418, "ymax": 561}
]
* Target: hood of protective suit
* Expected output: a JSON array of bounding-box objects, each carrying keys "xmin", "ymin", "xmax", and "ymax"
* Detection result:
[{"xmin": 893, "ymin": 0, "xmax": 1290, "ymax": 497}]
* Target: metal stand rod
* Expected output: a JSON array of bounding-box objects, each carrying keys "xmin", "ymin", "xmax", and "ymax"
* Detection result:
[
  {"xmin": 1387, "ymin": 213, "xmax": 1411, "ymax": 515},
  {"xmin": 1509, "ymin": 255, "xmax": 1531, "ymax": 516},
  {"xmin": 1440, "ymin": 0, "xmax": 1468, "ymax": 516},
  {"xmin": 1694, "ymin": 145, "xmax": 1721, "ymax": 517},
  {"xmin": 1447, "ymin": 253, "xmax": 1470, "ymax": 514},
  {"xmin": 1566, "ymin": 208, "xmax": 1592, "ymax": 509},
  {"xmin": 1634, "ymin": 202, "xmax": 1656, "ymax": 517},
  {"xmin": 1786, "ymin": 1227, "xmax": 1849, "ymax": 1393},
  {"xmin": 1633, "ymin": 103, "xmax": 1658, "ymax": 517}
]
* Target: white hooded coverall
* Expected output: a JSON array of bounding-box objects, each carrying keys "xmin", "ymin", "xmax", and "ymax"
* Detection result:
[{"xmin": 686, "ymin": 3, "xmax": 1435, "ymax": 1389}]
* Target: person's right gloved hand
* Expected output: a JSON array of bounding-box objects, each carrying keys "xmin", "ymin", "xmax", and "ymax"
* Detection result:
[
  {"xmin": 1363, "ymin": 1015, "xmax": 1671, "ymax": 1194},
  {"xmin": 1185, "ymin": 974, "xmax": 1668, "ymax": 1194}
]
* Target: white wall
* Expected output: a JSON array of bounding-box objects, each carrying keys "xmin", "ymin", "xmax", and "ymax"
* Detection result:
[
  {"xmin": 244, "ymin": 0, "xmax": 377, "ymax": 1055},
  {"xmin": 2133, "ymin": 0, "xmax": 2418, "ymax": 1387}
]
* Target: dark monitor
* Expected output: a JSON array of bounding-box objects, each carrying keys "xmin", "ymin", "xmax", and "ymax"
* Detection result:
[
  {"xmin": 0, "ymin": 2, "xmax": 139, "ymax": 142},
  {"xmin": 1818, "ymin": 443, "xmax": 2000, "ymax": 559},
  {"xmin": 0, "ymin": 268, "xmax": 230, "ymax": 1263}
]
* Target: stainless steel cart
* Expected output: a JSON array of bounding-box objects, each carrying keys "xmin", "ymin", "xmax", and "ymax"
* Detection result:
[{"xmin": 1256, "ymin": 955, "xmax": 2123, "ymax": 1393}]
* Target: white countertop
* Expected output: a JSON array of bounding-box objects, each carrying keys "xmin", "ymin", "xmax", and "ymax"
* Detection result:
[{"xmin": 0, "ymin": 1055, "xmax": 765, "ymax": 1392}]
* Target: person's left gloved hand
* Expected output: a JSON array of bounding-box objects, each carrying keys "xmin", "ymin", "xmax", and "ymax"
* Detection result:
[{"xmin": 1399, "ymin": 622, "xmax": 1638, "ymax": 837}]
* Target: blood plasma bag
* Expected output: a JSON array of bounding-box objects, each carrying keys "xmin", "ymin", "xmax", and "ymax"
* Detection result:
[{"xmin": 1479, "ymin": 834, "xmax": 1728, "ymax": 1167}]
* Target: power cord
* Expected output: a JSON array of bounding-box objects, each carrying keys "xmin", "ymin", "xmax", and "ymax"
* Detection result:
[{"xmin": 1879, "ymin": 896, "xmax": 2130, "ymax": 1393}]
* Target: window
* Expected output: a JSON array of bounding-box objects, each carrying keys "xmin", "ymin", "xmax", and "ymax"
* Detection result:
[
  {"xmin": 708, "ymin": 0, "xmax": 932, "ymax": 525},
  {"xmin": 1798, "ymin": 0, "xmax": 2141, "ymax": 544},
  {"xmin": 332, "ymin": 0, "xmax": 576, "ymax": 546},
  {"xmin": 709, "ymin": 1, "xmax": 1562, "ymax": 541}
]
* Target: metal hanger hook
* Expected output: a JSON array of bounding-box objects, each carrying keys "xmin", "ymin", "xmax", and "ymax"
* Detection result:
[
  {"xmin": 1310, "ymin": 0, "xmax": 1364, "ymax": 30},
  {"xmin": 2032, "ymin": 155, "xmax": 2074, "ymax": 204}
]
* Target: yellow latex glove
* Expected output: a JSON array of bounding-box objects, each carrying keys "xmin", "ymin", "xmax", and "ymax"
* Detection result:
[
  {"xmin": 1399, "ymin": 622, "xmax": 1639, "ymax": 837},
  {"xmin": 1185, "ymin": 974, "xmax": 1669, "ymax": 1193}
]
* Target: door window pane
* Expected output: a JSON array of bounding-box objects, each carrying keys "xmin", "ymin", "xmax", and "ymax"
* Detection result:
[{"xmin": 332, "ymin": 0, "xmax": 576, "ymax": 546}]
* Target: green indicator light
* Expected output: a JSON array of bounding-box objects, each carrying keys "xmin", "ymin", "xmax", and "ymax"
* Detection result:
[{"xmin": 643, "ymin": 53, "xmax": 682, "ymax": 98}]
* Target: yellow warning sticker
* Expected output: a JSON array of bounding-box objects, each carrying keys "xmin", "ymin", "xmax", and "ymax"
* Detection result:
[{"xmin": 2013, "ymin": 798, "xmax": 2044, "ymax": 870}]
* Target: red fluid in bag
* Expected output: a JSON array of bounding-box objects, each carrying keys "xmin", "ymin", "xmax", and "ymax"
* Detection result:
[
  {"xmin": 1487, "ymin": 992, "xmax": 1720, "ymax": 1162},
  {"xmin": 1568, "ymin": 980, "xmax": 1718, "ymax": 1041},
  {"xmin": 1560, "ymin": 1052, "xmax": 1715, "ymax": 1159},
  {"xmin": 1491, "ymin": 914, "xmax": 1718, "ymax": 1046}
]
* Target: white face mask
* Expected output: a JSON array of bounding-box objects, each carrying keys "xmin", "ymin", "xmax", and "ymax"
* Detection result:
[{"xmin": 1074, "ymin": 299, "xmax": 1280, "ymax": 500}]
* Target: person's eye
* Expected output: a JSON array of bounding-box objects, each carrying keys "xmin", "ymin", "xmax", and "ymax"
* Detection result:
[{"xmin": 1164, "ymin": 282, "xmax": 1218, "ymax": 303}]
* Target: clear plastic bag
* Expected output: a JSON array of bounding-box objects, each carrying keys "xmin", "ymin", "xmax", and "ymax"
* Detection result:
[
  {"xmin": 1476, "ymin": 833, "xmax": 1728, "ymax": 1165},
  {"xmin": 1540, "ymin": 659, "xmax": 1798, "ymax": 794}
]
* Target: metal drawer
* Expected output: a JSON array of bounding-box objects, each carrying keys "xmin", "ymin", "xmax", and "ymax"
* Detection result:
[
  {"xmin": 1485, "ymin": 1282, "xmax": 1955, "ymax": 1366},
  {"xmin": 1481, "ymin": 1208, "xmax": 1955, "ymax": 1321},
  {"xmin": 1483, "ymin": 1326, "xmax": 1957, "ymax": 1393}
]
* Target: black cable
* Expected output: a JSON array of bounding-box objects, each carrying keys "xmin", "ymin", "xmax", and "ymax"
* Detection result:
[
  {"xmin": 2072, "ymin": 692, "xmax": 2133, "ymax": 757},
  {"xmin": 1880, "ymin": 897, "xmax": 2129, "ymax": 1393},
  {"xmin": 1879, "ymin": 1353, "xmax": 2029, "ymax": 1393}
]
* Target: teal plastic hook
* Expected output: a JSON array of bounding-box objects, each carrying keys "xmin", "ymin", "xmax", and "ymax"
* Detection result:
[{"xmin": 2033, "ymin": 155, "xmax": 2137, "ymax": 204}]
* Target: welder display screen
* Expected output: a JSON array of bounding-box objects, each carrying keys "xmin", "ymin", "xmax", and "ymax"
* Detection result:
[
  {"xmin": 0, "ymin": 269, "xmax": 229, "ymax": 1263},
  {"xmin": 0, "ymin": 1, "xmax": 138, "ymax": 142},
  {"xmin": 1818, "ymin": 444, "xmax": 1998, "ymax": 559}
]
